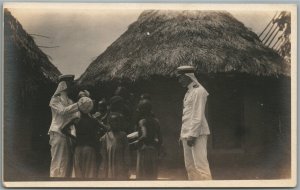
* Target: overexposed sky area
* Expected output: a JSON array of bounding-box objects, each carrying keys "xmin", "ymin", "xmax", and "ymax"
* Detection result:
[{"xmin": 7, "ymin": 4, "xmax": 278, "ymax": 78}]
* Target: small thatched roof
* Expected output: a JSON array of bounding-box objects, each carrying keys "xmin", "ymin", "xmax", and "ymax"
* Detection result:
[
  {"xmin": 4, "ymin": 10, "xmax": 62, "ymax": 181},
  {"xmin": 4, "ymin": 9, "xmax": 62, "ymax": 108},
  {"xmin": 4, "ymin": 9, "xmax": 61, "ymax": 83},
  {"xmin": 78, "ymin": 10, "xmax": 285, "ymax": 85}
]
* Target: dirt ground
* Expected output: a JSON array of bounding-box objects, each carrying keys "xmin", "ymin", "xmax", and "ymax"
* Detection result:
[{"xmin": 5, "ymin": 150, "xmax": 290, "ymax": 181}]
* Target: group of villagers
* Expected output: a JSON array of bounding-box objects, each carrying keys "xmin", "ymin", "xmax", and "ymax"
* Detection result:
[
  {"xmin": 49, "ymin": 65, "xmax": 212, "ymax": 181},
  {"xmin": 48, "ymin": 75, "xmax": 162, "ymax": 180}
]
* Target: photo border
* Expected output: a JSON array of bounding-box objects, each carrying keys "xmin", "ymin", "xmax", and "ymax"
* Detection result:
[{"xmin": 1, "ymin": 1, "xmax": 298, "ymax": 188}]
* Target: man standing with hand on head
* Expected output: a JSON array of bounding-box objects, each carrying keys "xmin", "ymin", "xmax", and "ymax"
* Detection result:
[
  {"xmin": 176, "ymin": 66, "xmax": 212, "ymax": 180},
  {"xmin": 48, "ymin": 74, "xmax": 82, "ymax": 178}
]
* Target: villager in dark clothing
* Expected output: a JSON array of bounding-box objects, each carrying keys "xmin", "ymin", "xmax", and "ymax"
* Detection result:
[
  {"xmin": 108, "ymin": 95, "xmax": 131, "ymax": 133},
  {"xmin": 93, "ymin": 98, "xmax": 109, "ymax": 138},
  {"xmin": 98, "ymin": 112, "xmax": 130, "ymax": 180},
  {"xmin": 114, "ymin": 86, "xmax": 135, "ymax": 133},
  {"xmin": 73, "ymin": 97, "xmax": 100, "ymax": 178},
  {"xmin": 136, "ymin": 99, "xmax": 162, "ymax": 180}
]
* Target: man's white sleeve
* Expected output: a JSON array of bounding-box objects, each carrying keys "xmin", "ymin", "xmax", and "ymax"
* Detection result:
[
  {"xmin": 50, "ymin": 98, "xmax": 79, "ymax": 115},
  {"xmin": 189, "ymin": 89, "xmax": 207, "ymax": 137}
]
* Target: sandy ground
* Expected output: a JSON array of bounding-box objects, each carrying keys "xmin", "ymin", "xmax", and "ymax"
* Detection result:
[{"xmin": 4, "ymin": 154, "xmax": 290, "ymax": 181}]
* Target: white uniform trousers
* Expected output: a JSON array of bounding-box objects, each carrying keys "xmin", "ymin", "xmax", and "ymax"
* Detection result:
[{"xmin": 182, "ymin": 135, "xmax": 212, "ymax": 180}]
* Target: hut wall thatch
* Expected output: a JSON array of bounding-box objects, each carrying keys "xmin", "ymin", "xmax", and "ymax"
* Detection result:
[{"xmin": 4, "ymin": 9, "xmax": 61, "ymax": 181}]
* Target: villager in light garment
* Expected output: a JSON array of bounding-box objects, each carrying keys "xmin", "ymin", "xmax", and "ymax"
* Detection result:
[{"xmin": 98, "ymin": 112, "xmax": 130, "ymax": 180}]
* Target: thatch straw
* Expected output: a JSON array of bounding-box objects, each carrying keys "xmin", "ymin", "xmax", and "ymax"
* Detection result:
[
  {"xmin": 78, "ymin": 10, "xmax": 286, "ymax": 85},
  {"xmin": 4, "ymin": 10, "xmax": 62, "ymax": 181},
  {"xmin": 4, "ymin": 9, "xmax": 62, "ymax": 108},
  {"xmin": 4, "ymin": 9, "xmax": 61, "ymax": 83}
]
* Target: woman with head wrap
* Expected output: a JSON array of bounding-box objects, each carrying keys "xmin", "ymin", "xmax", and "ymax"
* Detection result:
[
  {"xmin": 48, "ymin": 75, "xmax": 81, "ymax": 178},
  {"xmin": 73, "ymin": 97, "xmax": 101, "ymax": 178},
  {"xmin": 98, "ymin": 112, "xmax": 130, "ymax": 180},
  {"xmin": 176, "ymin": 66, "xmax": 211, "ymax": 180},
  {"xmin": 135, "ymin": 99, "xmax": 162, "ymax": 180}
]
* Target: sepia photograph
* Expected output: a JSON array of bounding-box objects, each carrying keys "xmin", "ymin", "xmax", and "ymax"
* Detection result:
[{"xmin": 2, "ymin": 3, "xmax": 297, "ymax": 188}]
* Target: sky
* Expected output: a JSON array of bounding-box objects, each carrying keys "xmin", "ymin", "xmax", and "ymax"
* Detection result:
[{"xmin": 7, "ymin": 4, "xmax": 278, "ymax": 78}]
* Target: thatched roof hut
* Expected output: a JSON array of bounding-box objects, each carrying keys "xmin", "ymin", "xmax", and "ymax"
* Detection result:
[
  {"xmin": 78, "ymin": 10, "xmax": 286, "ymax": 85},
  {"xmin": 4, "ymin": 9, "xmax": 60, "ymax": 83},
  {"xmin": 4, "ymin": 9, "xmax": 61, "ymax": 180},
  {"xmin": 77, "ymin": 10, "xmax": 290, "ymax": 179}
]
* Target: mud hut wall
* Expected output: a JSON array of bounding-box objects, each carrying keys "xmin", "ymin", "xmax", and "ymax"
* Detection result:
[
  {"xmin": 240, "ymin": 76, "xmax": 291, "ymax": 178},
  {"xmin": 242, "ymin": 77, "xmax": 291, "ymax": 161},
  {"xmin": 4, "ymin": 76, "xmax": 56, "ymax": 180},
  {"xmin": 205, "ymin": 75, "xmax": 245, "ymax": 151},
  {"xmin": 4, "ymin": 21, "xmax": 58, "ymax": 180},
  {"xmin": 4, "ymin": 54, "xmax": 56, "ymax": 180},
  {"xmin": 277, "ymin": 77, "xmax": 291, "ymax": 176},
  {"xmin": 4, "ymin": 35, "xmax": 32, "ymax": 180},
  {"xmin": 277, "ymin": 77, "xmax": 291, "ymax": 158},
  {"xmin": 243, "ymin": 82, "xmax": 269, "ymax": 155}
]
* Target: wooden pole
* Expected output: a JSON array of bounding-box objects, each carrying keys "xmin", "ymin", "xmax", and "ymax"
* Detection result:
[
  {"xmin": 272, "ymin": 34, "xmax": 283, "ymax": 49},
  {"xmin": 261, "ymin": 23, "xmax": 275, "ymax": 43},
  {"xmin": 258, "ymin": 11, "xmax": 278, "ymax": 38},
  {"xmin": 265, "ymin": 27, "xmax": 280, "ymax": 47},
  {"xmin": 261, "ymin": 12, "xmax": 282, "ymax": 43},
  {"xmin": 276, "ymin": 38, "xmax": 287, "ymax": 52},
  {"xmin": 274, "ymin": 38, "xmax": 283, "ymax": 50},
  {"xmin": 267, "ymin": 29, "xmax": 281, "ymax": 47}
]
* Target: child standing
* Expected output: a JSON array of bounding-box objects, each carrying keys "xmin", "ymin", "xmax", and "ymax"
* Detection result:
[
  {"xmin": 98, "ymin": 112, "xmax": 130, "ymax": 180},
  {"xmin": 73, "ymin": 97, "xmax": 100, "ymax": 178},
  {"xmin": 136, "ymin": 99, "xmax": 162, "ymax": 180}
]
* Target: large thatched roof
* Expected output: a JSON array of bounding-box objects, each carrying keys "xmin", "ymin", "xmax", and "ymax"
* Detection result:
[
  {"xmin": 4, "ymin": 9, "xmax": 61, "ymax": 83},
  {"xmin": 78, "ymin": 10, "xmax": 285, "ymax": 85}
]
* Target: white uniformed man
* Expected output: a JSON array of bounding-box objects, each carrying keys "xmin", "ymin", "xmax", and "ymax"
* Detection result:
[
  {"xmin": 48, "ymin": 75, "xmax": 85, "ymax": 177},
  {"xmin": 176, "ymin": 66, "xmax": 212, "ymax": 180}
]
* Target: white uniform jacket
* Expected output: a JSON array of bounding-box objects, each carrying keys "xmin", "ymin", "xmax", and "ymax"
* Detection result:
[
  {"xmin": 181, "ymin": 82, "xmax": 210, "ymax": 139},
  {"xmin": 48, "ymin": 95, "xmax": 79, "ymax": 135}
]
